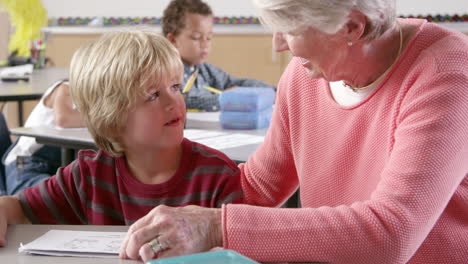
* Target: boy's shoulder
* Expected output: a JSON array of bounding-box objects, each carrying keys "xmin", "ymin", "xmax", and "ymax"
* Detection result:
[
  {"xmin": 184, "ymin": 138, "xmax": 239, "ymax": 170},
  {"xmin": 76, "ymin": 149, "xmax": 117, "ymax": 167},
  {"xmin": 196, "ymin": 62, "xmax": 224, "ymax": 75}
]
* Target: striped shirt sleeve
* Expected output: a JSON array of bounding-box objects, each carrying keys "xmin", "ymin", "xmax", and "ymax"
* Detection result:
[{"xmin": 19, "ymin": 159, "xmax": 88, "ymax": 224}]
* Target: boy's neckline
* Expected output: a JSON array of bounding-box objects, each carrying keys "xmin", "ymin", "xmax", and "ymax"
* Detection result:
[{"xmin": 116, "ymin": 139, "xmax": 191, "ymax": 193}]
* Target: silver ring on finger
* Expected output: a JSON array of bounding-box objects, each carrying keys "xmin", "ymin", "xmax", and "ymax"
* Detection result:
[{"xmin": 147, "ymin": 237, "xmax": 164, "ymax": 254}]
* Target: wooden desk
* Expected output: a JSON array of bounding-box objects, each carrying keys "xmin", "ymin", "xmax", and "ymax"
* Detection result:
[
  {"xmin": 0, "ymin": 224, "xmax": 141, "ymax": 263},
  {"xmin": 0, "ymin": 67, "xmax": 69, "ymax": 125}
]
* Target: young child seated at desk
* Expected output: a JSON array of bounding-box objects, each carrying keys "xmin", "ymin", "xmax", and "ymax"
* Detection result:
[
  {"xmin": 1, "ymin": 80, "xmax": 84, "ymax": 196},
  {"xmin": 0, "ymin": 31, "xmax": 243, "ymax": 244},
  {"xmin": 162, "ymin": 0, "xmax": 276, "ymax": 112}
]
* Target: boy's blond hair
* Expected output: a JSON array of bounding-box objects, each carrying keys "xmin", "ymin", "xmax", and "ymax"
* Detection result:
[{"xmin": 70, "ymin": 31, "xmax": 183, "ymax": 157}]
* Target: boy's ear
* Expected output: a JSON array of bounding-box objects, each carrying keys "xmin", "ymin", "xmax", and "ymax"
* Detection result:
[{"xmin": 166, "ymin": 33, "xmax": 177, "ymax": 44}]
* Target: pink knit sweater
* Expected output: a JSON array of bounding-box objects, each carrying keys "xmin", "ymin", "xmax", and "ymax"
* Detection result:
[{"xmin": 223, "ymin": 19, "xmax": 468, "ymax": 263}]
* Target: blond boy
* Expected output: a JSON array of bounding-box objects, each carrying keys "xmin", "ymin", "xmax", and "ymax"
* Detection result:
[{"xmin": 0, "ymin": 31, "xmax": 242, "ymax": 246}]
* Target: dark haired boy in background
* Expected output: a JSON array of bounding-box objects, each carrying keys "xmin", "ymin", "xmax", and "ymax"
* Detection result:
[{"xmin": 162, "ymin": 0, "xmax": 276, "ymax": 111}]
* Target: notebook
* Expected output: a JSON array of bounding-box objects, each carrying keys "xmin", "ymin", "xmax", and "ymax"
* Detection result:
[{"xmin": 18, "ymin": 229, "xmax": 126, "ymax": 258}]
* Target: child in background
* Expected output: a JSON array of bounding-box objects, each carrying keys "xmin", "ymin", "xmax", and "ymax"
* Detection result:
[
  {"xmin": 162, "ymin": 0, "xmax": 276, "ymax": 112},
  {"xmin": 1, "ymin": 80, "xmax": 84, "ymax": 196},
  {"xmin": 0, "ymin": 31, "xmax": 243, "ymax": 243}
]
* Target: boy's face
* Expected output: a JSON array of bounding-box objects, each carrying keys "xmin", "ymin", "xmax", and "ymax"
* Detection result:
[
  {"xmin": 169, "ymin": 13, "xmax": 213, "ymax": 66},
  {"xmin": 120, "ymin": 75, "xmax": 186, "ymax": 153}
]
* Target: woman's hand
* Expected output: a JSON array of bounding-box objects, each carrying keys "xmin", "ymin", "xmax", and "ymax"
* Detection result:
[{"xmin": 119, "ymin": 205, "xmax": 223, "ymax": 262}]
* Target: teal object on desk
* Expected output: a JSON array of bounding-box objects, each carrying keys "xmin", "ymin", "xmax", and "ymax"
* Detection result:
[{"xmin": 145, "ymin": 250, "xmax": 260, "ymax": 264}]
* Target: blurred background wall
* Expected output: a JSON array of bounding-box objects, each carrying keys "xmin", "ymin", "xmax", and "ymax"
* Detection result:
[
  {"xmin": 0, "ymin": 6, "xmax": 10, "ymax": 62},
  {"xmin": 41, "ymin": 0, "xmax": 468, "ymax": 18}
]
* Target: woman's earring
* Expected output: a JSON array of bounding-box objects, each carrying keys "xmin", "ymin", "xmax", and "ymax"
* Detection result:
[{"xmin": 347, "ymin": 41, "xmax": 353, "ymax": 46}]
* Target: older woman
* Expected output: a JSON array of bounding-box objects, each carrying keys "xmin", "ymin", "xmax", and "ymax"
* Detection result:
[{"xmin": 121, "ymin": 0, "xmax": 468, "ymax": 263}]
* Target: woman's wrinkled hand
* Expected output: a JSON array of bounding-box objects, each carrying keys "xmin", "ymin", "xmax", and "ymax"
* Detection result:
[{"xmin": 119, "ymin": 205, "xmax": 223, "ymax": 262}]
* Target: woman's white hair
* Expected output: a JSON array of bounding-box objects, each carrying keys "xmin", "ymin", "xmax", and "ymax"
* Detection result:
[{"xmin": 253, "ymin": 0, "xmax": 396, "ymax": 40}]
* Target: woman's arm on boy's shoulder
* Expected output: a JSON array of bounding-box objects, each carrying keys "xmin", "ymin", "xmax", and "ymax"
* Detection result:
[
  {"xmin": 0, "ymin": 195, "xmax": 29, "ymax": 246},
  {"xmin": 52, "ymin": 83, "xmax": 85, "ymax": 128}
]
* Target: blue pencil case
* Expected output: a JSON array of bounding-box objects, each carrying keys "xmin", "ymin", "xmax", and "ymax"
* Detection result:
[
  {"xmin": 146, "ymin": 250, "xmax": 260, "ymax": 264},
  {"xmin": 220, "ymin": 107, "xmax": 273, "ymax": 130},
  {"xmin": 219, "ymin": 87, "xmax": 275, "ymax": 112}
]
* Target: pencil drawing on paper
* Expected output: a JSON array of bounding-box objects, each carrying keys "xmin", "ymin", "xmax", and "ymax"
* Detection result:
[{"xmin": 61, "ymin": 235, "xmax": 122, "ymax": 252}]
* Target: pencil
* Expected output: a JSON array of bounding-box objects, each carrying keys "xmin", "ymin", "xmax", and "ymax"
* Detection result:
[
  {"xmin": 203, "ymin": 85, "xmax": 222, "ymax": 94},
  {"xmin": 182, "ymin": 69, "xmax": 198, "ymax": 93}
]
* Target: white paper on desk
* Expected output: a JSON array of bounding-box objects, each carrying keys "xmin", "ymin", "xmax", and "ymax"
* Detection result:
[
  {"xmin": 196, "ymin": 133, "xmax": 264, "ymax": 150},
  {"xmin": 54, "ymin": 126, "xmax": 88, "ymax": 131},
  {"xmin": 18, "ymin": 230, "xmax": 126, "ymax": 258},
  {"xmin": 0, "ymin": 64, "xmax": 33, "ymax": 79},
  {"xmin": 186, "ymin": 111, "xmax": 220, "ymax": 122},
  {"xmin": 184, "ymin": 129, "xmax": 227, "ymax": 140}
]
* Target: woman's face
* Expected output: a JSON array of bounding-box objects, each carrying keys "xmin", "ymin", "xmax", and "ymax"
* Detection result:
[{"xmin": 273, "ymin": 26, "xmax": 348, "ymax": 81}]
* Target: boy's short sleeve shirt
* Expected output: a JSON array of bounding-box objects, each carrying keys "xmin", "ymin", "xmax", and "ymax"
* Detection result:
[{"xmin": 18, "ymin": 138, "xmax": 243, "ymax": 225}]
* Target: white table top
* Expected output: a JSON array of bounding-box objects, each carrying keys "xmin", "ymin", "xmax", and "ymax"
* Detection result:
[
  {"xmin": 10, "ymin": 112, "xmax": 268, "ymax": 163},
  {"xmin": 0, "ymin": 224, "xmax": 141, "ymax": 263},
  {"xmin": 1, "ymin": 225, "xmax": 306, "ymax": 264},
  {"xmin": 0, "ymin": 67, "xmax": 69, "ymax": 100}
]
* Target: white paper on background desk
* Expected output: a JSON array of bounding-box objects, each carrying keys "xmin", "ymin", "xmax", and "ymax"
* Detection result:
[
  {"xmin": 54, "ymin": 126, "xmax": 88, "ymax": 131},
  {"xmin": 18, "ymin": 230, "xmax": 126, "ymax": 258},
  {"xmin": 0, "ymin": 64, "xmax": 33, "ymax": 80},
  {"xmin": 184, "ymin": 129, "xmax": 227, "ymax": 140},
  {"xmin": 196, "ymin": 133, "xmax": 264, "ymax": 150},
  {"xmin": 186, "ymin": 111, "xmax": 220, "ymax": 122}
]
